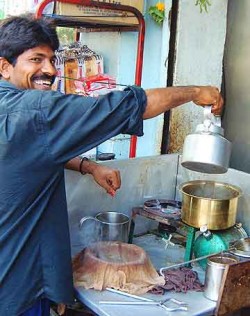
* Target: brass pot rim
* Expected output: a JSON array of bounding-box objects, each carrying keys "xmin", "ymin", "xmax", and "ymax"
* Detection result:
[{"xmin": 179, "ymin": 180, "xmax": 242, "ymax": 201}]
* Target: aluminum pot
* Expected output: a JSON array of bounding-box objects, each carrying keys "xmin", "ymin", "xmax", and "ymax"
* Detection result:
[
  {"xmin": 180, "ymin": 180, "xmax": 242, "ymax": 230},
  {"xmin": 181, "ymin": 106, "xmax": 232, "ymax": 174}
]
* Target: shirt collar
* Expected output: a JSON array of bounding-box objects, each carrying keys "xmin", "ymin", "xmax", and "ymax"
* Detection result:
[{"xmin": 0, "ymin": 80, "xmax": 20, "ymax": 90}]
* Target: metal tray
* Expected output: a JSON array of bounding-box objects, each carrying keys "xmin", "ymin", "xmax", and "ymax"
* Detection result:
[{"xmin": 230, "ymin": 237, "xmax": 250, "ymax": 258}]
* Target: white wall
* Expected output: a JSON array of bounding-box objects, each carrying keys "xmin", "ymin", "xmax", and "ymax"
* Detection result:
[
  {"xmin": 79, "ymin": 0, "xmax": 172, "ymax": 159},
  {"xmin": 168, "ymin": 0, "xmax": 228, "ymax": 154},
  {"xmin": 136, "ymin": 0, "xmax": 172, "ymax": 157}
]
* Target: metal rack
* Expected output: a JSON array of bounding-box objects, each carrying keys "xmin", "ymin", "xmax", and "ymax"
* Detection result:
[
  {"xmin": 128, "ymin": 205, "xmax": 198, "ymax": 265},
  {"xmin": 35, "ymin": 0, "xmax": 145, "ymax": 158}
]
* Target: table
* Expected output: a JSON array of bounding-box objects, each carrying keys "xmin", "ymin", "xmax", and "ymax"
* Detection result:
[{"xmin": 75, "ymin": 234, "xmax": 217, "ymax": 316}]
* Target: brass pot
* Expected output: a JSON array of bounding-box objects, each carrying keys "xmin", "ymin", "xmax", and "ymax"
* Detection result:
[{"xmin": 180, "ymin": 180, "xmax": 242, "ymax": 230}]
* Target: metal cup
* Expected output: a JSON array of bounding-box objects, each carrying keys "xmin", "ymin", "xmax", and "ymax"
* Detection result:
[
  {"xmin": 203, "ymin": 254, "xmax": 239, "ymax": 301},
  {"xmin": 80, "ymin": 211, "xmax": 130, "ymax": 243}
]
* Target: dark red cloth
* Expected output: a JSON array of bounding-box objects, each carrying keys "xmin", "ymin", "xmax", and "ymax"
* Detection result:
[{"xmin": 150, "ymin": 267, "xmax": 204, "ymax": 294}]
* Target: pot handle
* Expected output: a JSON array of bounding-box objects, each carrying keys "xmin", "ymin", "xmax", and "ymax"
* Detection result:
[
  {"xmin": 79, "ymin": 216, "xmax": 98, "ymax": 228},
  {"xmin": 204, "ymin": 105, "xmax": 221, "ymax": 127}
]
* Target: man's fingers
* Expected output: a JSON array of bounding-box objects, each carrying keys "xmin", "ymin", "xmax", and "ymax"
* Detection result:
[
  {"xmin": 211, "ymin": 94, "xmax": 224, "ymax": 115},
  {"xmin": 107, "ymin": 170, "xmax": 121, "ymax": 190},
  {"xmin": 107, "ymin": 188, "xmax": 116, "ymax": 197}
]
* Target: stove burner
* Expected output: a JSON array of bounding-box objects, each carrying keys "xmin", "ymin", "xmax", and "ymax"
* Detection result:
[{"xmin": 143, "ymin": 199, "xmax": 182, "ymax": 220}]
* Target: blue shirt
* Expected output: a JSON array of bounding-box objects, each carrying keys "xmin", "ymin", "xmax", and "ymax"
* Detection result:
[{"xmin": 0, "ymin": 81, "xmax": 146, "ymax": 315}]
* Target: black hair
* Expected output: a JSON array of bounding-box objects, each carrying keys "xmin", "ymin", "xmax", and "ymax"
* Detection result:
[{"xmin": 0, "ymin": 14, "xmax": 59, "ymax": 65}]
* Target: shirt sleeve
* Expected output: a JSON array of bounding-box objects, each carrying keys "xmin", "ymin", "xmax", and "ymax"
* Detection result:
[{"xmin": 39, "ymin": 86, "xmax": 147, "ymax": 163}]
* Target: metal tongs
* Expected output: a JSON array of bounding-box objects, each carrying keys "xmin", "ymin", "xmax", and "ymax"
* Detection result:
[{"xmin": 99, "ymin": 288, "xmax": 188, "ymax": 312}]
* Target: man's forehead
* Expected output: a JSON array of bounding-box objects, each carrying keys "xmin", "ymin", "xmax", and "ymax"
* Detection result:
[{"xmin": 21, "ymin": 45, "xmax": 56, "ymax": 58}]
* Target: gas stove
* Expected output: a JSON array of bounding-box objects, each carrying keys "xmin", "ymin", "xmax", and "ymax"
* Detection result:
[{"xmin": 129, "ymin": 199, "xmax": 185, "ymax": 240}]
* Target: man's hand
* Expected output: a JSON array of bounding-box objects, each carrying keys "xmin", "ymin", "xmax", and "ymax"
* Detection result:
[
  {"xmin": 193, "ymin": 86, "xmax": 223, "ymax": 115},
  {"xmin": 65, "ymin": 157, "xmax": 121, "ymax": 196},
  {"xmin": 90, "ymin": 163, "xmax": 121, "ymax": 196}
]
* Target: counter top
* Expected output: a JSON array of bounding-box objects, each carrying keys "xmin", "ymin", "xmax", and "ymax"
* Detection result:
[
  {"xmin": 75, "ymin": 234, "xmax": 217, "ymax": 316},
  {"xmin": 75, "ymin": 287, "xmax": 216, "ymax": 316}
]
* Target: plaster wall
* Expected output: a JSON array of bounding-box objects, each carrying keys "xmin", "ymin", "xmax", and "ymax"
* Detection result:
[
  {"xmin": 168, "ymin": 0, "xmax": 228, "ymax": 154},
  {"xmin": 79, "ymin": 0, "xmax": 172, "ymax": 159}
]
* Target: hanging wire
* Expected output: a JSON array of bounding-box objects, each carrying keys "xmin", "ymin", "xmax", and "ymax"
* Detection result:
[{"xmin": 56, "ymin": 75, "xmax": 129, "ymax": 87}]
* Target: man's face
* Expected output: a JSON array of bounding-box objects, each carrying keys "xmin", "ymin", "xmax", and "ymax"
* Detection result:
[{"xmin": 1, "ymin": 45, "xmax": 57, "ymax": 90}]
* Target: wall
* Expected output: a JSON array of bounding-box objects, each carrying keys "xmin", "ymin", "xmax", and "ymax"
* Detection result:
[
  {"xmin": 79, "ymin": 0, "xmax": 172, "ymax": 159},
  {"xmin": 136, "ymin": 0, "xmax": 172, "ymax": 157},
  {"xmin": 167, "ymin": 0, "xmax": 228, "ymax": 154},
  {"xmin": 0, "ymin": 0, "xmax": 5, "ymax": 18},
  {"xmin": 223, "ymin": 0, "xmax": 250, "ymax": 173},
  {"xmin": 3, "ymin": 0, "xmax": 53, "ymax": 15}
]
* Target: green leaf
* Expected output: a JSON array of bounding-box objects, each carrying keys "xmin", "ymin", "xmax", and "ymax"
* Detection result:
[
  {"xmin": 195, "ymin": 0, "xmax": 211, "ymax": 13},
  {"xmin": 148, "ymin": 5, "xmax": 165, "ymax": 24}
]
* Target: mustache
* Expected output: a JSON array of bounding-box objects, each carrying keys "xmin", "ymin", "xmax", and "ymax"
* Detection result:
[{"xmin": 31, "ymin": 75, "xmax": 56, "ymax": 85}]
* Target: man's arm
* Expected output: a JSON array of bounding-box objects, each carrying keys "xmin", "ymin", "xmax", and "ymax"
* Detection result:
[
  {"xmin": 143, "ymin": 86, "xmax": 223, "ymax": 119},
  {"xmin": 65, "ymin": 157, "xmax": 121, "ymax": 196}
]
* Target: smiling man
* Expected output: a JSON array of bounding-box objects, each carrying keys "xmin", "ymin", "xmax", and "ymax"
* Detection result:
[
  {"xmin": 0, "ymin": 18, "xmax": 121, "ymax": 195},
  {"xmin": 0, "ymin": 14, "xmax": 223, "ymax": 316},
  {"xmin": 1, "ymin": 46, "xmax": 56, "ymax": 89}
]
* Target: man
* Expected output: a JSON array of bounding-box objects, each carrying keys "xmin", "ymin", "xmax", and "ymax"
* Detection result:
[{"xmin": 0, "ymin": 15, "xmax": 223, "ymax": 316}]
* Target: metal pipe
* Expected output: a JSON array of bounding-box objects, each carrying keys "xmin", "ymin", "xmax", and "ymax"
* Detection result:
[
  {"xmin": 159, "ymin": 248, "xmax": 236, "ymax": 276},
  {"xmin": 99, "ymin": 301, "xmax": 160, "ymax": 305},
  {"xmin": 99, "ymin": 301, "xmax": 188, "ymax": 312},
  {"xmin": 105, "ymin": 287, "xmax": 187, "ymax": 307},
  {"xmin": 106, "ymin": 288, "xmax": 153, "ymax": 302}
]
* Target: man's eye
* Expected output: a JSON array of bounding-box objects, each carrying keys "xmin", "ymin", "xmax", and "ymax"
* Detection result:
[
  {"xmin": 51, "ymin": 59, "xmax": 56, "ymax": 65},
  {"xmin": 31, "ymin": 58, "xmax": 42, "ymax": 63}
]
